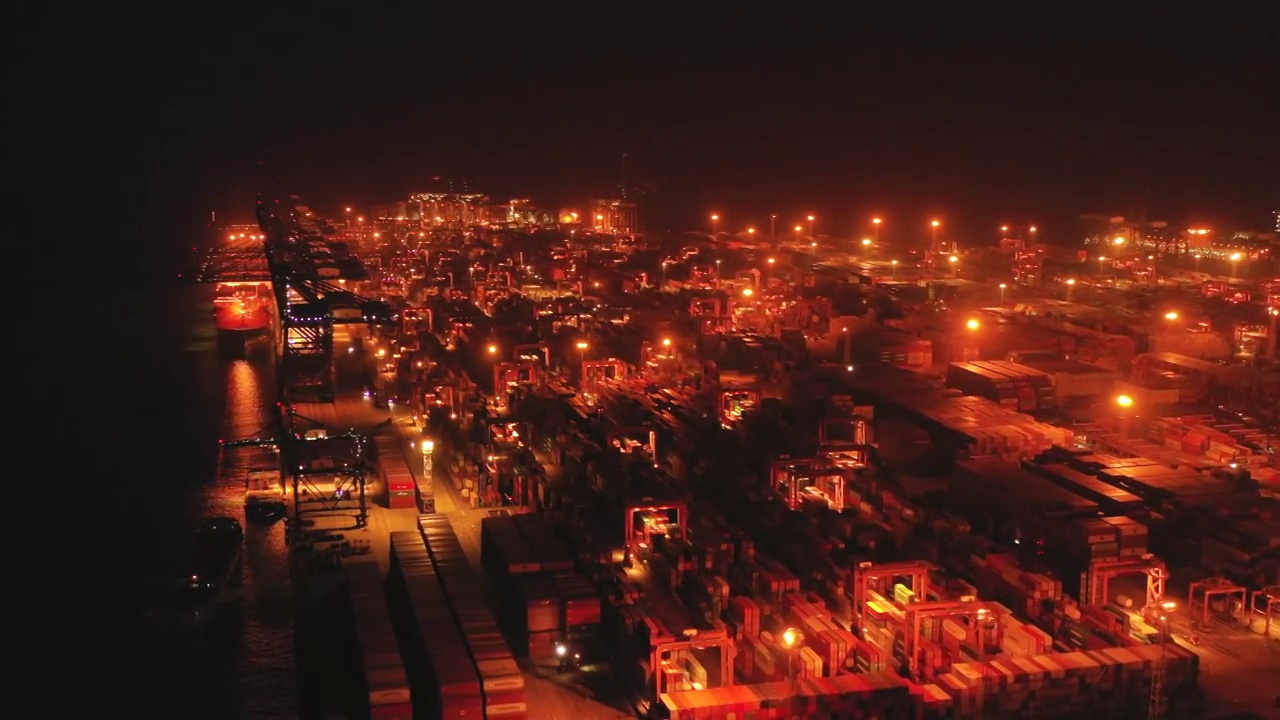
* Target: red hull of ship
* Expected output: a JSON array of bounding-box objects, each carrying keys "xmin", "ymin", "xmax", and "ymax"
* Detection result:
[{"xmin": 215, "ymin": 300, "xmax": 272, "ymax": 333}]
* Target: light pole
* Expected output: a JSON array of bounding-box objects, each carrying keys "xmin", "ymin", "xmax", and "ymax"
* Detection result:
[
  {"xmin": 576, "ymin": 341, "xmax": 589, "ymax": 391},
  {"xmin": 861, "ymin": 237, "xmax": 873, "ymax": 255},
  {"xmin": 794, "ymin": 225, "xmax": 803, "ymax": 241},
  {"xmin": 807, "ymin": 215, "xmax": 815, "ymax": 238},
  {"xmin": 890, "ymin": 259, "xmax": 898, "ymax": 279},
  {"xmin": 1097, "ymin": 255, "xmax": 1107, "ymax": 273},
  {"xmin": 966, "ymin": 318, "xmax": 981, "ymax": 359},
  {"xmin": 930, "ymin": 220, "xmax": 941, "ymax": 258},
  {"xmin": 1269, "ymin": 307, "xmax": 1278, "ymax": 361},
  {"xmin": 872, "ymin": 217, "xmax": 882, "ymax": 244},
  {"xmin": 781, "ymin": 628, "xmax": 804, "ymax": 714},
  {"xmin": 715, "ymin": 259, "xmax": 722, "ymax": 287},
  {"xmin": 1064, "ymin": 278, "xmax": 1076, "ymax": 301},
  {"xmin": 710, "ymin": 214, "xmax": 719, "ymax": 236},
  {"xmin": 770, "ymin": 214, "xmax": 777, "ymax": 237},
  {"xmin": 1193, "ymin": 254, "xmax": 1201, "ymax": 271},
  {"xmin": 999, "ymin": 282, "xmax": 1007, "ymax": 306},
  {"xmin": 948, "ymin": 255, "xmax": 959, "ymax": 278},
  {"xmin": 1116, "ymin": 394, "xmax": 1134, "ymax": 440},
  {"xmin": 1149, "ymin": 600, "xmax": 1178, "ymax": 720},
  {"xmin": 1230, "ymin": 252, "xmax": 1242, "ymax": 278}
]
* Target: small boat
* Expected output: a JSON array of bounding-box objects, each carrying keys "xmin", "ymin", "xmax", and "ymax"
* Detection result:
[{"xmin": 160, "ymin": 517, "xmax": 244, "ymax": 626}]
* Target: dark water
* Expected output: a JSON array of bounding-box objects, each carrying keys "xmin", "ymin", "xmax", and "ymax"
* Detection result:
[{"xmin": 72, "ymin": 284, "xmax": 296, "ymax": 718}]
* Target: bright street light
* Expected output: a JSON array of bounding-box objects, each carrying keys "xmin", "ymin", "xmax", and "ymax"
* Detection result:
[
  {"xmin": 741, "ymin": 287, "xmax": 754, "ymax": 297},
  {"xmin": 1116, "ymin": 394, "xmax": 1133, "ymax": 408},
  {"xmin": 966, "ymin": 319, "xmax": 980, "ymax": 330},
  {"xmin": 487, "ymin": 344, "xmax": 497, "ymax": 355},
  {"xmin": 1113, "ymin": 236, "xmax": 1126, "ymax": 246},
  {"xmin": 1164, "ymin": 311, "xmax": 1179, "ymax": 321}
]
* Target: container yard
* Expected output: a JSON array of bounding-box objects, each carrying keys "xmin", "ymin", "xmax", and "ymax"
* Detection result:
[{"xmin": 194, "ymin": 197, "xmax": 1279, "ymax": 720}]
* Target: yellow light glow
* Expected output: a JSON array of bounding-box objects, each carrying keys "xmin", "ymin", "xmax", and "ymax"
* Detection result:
[
  {"xmin": 767, "ymin": 257, "xmax": 776, "ymax": 264},
  {"xmin": 741, "ymin": 287, "xmax": 754, "ymax": 297},
  {"xmin": 1230, "ymin": 252, "xmax": 1242, "ymax": 261},
  {"xmin": 807, "ymin": 215, "xmax": 815, "ymax": 221},
  {"xmin": 966, "ymin": 319, "xmax": 980, "ymax": 330},
  {"xmin": 662, "ymin": 338, "xmax": 672, "ymax": 347},
  {"xmin": 1164, "ymin": 311, "xmax": 1179, "ymax": 320},
  {"xmin": 747, "ymin": 227, "xmax": 756, "ymax": 234},
  {"xmin": 487, "ymin": 345, "xmax": 497, "ymax": 354},
  {"xmin": 782, "ymin": 628, "xmax": 801, "ymax": 648},
  {"xmin": 1000, "ymin": 226, "xmax": 1008, "ymax": 232},
  {"xmin": 1113, "ymin": 237, "xmax": 1126, "ymax": 245},
  {"xmin": 576, "ymin": 341, "xmax": 588, "ymax": 350},
  {"xmin": 948, "ymin": 255, "xmax": 958, "ymax": 263},
  {"xmin": 931, "ymin": 220, "xmax": 940, "ymax": 228},
  {"xmin": 1065, "ymin": 278, "xmax": 1076, "ymax": 285},
  {"xmin": 861, "ymin": 238, "xmax": 872, "ymax": 246},
  {"xmin": 1116, "ymin": 394, "xmax": 1133, "ymax": 408},
  {"xmin": 710, "ymin": 214, "xmax": 719, "ymax": 221},
  {"xmin": 872, "ymin": 217, "xmax": 882, "ymax": 225}
]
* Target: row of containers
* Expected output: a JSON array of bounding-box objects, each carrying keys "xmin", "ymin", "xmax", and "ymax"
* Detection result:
[
  {"xmin": 385, "ymin": 515, "xmax": 527, "ymax": 720},
  {"xmin": 944, "ymin": 360, "xmax": 1056, "ymax": 414},
  {"xmin": 375, "ymin": 434, "xmax": 434, "ymax": 512},
  {"xmin": 1147, "ymin": 414, "xmax": 1264, "ymax": 466},
  {"xmin": 1040, "ymin": 447, "xmax": 1277, "ymax": 583},
  {"xmin": 478, "ymin": 512, "xmax": 603, "ymax": 662}
]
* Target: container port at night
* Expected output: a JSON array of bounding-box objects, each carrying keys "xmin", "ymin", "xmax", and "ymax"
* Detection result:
[{"xmin": 185, "ymin": 195, "xmax": 1279, "ymax": 720}]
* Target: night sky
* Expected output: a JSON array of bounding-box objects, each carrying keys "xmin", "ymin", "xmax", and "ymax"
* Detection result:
[{"xmin": 60, "ymin": 6, "xmax": 1279, "ymax": 283}]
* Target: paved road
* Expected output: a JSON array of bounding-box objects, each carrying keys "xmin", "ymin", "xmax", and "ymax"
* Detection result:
[{"xmin": 327, "ymin": 327, "xmax": 636, "ymax": 719}]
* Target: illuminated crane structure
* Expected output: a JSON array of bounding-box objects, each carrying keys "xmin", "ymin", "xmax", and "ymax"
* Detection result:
[
  {"xmin": 281, "ymin": 403, "xmax": 373, "ymax": 531},
  {"xmin": 256, "ymin": 194, "xmax": 394, "ymax": 402},
  {"xmin": 186, "ymin": 228, "xmax": 272, "ymax": 282},
  {"xmin": 1082, "ymin": 555, "xmax": 1167, "ymax": 618},
  {"xmin": 252, "ymin": 194, "xmax": 396, "ymax": 532}
]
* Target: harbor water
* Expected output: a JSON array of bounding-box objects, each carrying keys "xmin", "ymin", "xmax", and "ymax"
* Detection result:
[{"xmin": 77, "ymin": 283, "xmax": 296, "ymax": 719}]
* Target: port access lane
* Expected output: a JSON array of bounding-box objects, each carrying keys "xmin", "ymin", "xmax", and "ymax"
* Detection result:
[{"xmin": 331, "ymin": 330, "xmax": 633, "ymax": 719}]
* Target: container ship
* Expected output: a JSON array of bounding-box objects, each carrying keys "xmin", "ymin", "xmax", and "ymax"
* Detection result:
[
  {"xmin": 161, "ymin": 517, "xmax": 244, "ymax": 626},
  {"xmin": 215, "ymin": 281, "xmax": 273, "ymax": 353}
]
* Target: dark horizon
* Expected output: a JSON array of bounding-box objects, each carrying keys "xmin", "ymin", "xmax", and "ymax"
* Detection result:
[{"xmin": 59, "ymin": 7, "xmax": 1278, "ymax": 283}]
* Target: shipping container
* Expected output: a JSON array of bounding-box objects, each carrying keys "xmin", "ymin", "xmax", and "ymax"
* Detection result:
[
  {"xmin": 387, "ymin": 531, "xmax": 484, "ymax": 719},
  {"xmin": 344, "ymin": 557, "xmax": 413, "ymax": 720}
]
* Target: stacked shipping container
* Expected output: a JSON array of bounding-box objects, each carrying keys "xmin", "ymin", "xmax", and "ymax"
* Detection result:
[
  {"xmin": 480, "ymin": 513, "xmax": 604, "ymax": 660},
  {"xmin": 419, "ymin": 514, "xmax": 528, "ymax": 719},
  {"xmin": 946, "ymin": 360, "xmax": 1055, "ymax": 413},
  {"xmin": 375, "ymin": 435, "xmax": 425, "ymax": 510},
  {"xmin": 892, "ymin": 394, "xmax": 1074, "ymax": 460},
  {"xmin": 343, "ymin": 557, "xmax": 413, "ymax": 719},
  {"xmin": 387, "ymin": 532, "xmax": 483, "ymax": 718}
]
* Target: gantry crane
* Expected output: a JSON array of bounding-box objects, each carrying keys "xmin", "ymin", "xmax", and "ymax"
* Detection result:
[
  {"xmin": 624, "ymin": 498, "xmax": 688, "ymax": 560},
  {"xmin": 281, "ymin": 403, "xmax": 372, "ymax": 531},
  {"xmin": 1248, "ymin": 585, "xmax": 1279, "ymax": 637},
  {"xmin": 256, "ymin": 194, "xmax": 394, "ymax": 403},
  {"xmin": 1188, "ymin": 577, "xmax": 1247, "ymax": 629},
  {"xmin": 851, "ymin": 560, "xmax": 933, "ymax": 634},
  {"xmin": 903, "ymin": 599, "xmax": 1000, "ymax": 681},
  {"xmin": 1082, "ymin": 555, "xmax": 1167, "ymax": 618}
]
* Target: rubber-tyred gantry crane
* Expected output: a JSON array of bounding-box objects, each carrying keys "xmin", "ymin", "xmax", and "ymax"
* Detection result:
[
  {"xmin": 852, "ymin": 560, "xmax": 933, "ymax": 633},
  {"xmin": 904, "ymin": 599, "xmax": 1000, "ymax": 681},
  {"xmin": 1083, "ymin": 555, "xmax": 1167, "ymax": 617},
  {"xmin": 1187, "ymin": 577, "xmax": 1247, "ymax": 628}
]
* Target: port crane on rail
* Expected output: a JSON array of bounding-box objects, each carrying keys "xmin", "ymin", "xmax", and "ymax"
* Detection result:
[{"xmin": 249, "ymin": 194, "xmax": 397, "ymax": 532}]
